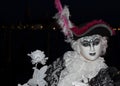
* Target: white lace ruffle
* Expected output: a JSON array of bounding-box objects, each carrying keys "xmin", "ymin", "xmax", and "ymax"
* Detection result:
[{"xmin": 58, "ymin": 51, "xmax": 108, "ymax": 86}]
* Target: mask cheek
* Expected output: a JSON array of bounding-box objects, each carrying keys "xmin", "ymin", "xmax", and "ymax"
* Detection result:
[
  {"xmin": 94, "ymin": 45, "xmax": 102, "ymax": 56},
  {"xmin": 80, "ymin": 46, "xmax": 89, "ymax": 57}
]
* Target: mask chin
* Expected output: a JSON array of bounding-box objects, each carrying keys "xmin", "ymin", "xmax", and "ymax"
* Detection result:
[{"xmin": 81, "ymin": 54, "xmax": 99, "ymax": 61}]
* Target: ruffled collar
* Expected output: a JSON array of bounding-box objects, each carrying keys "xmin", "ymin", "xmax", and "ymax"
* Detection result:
[{"xmin": 64, "ymin": 51, "xmax": 108, "ymax": 80}]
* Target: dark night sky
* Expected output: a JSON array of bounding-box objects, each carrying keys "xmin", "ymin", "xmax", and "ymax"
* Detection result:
[{"xmin": 0, "ymin": 0, "xmax": 120, "ymax": 26}]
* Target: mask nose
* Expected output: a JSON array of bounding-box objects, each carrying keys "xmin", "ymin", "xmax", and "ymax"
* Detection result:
[{"xmin": 90, "ymin": 43, "xmax": 95, "ymax": 52}]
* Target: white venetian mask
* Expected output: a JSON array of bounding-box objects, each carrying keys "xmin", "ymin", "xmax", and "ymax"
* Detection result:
[{"xmin": 78, "ymin": 35, "xmax": 103, "ymax": 61}]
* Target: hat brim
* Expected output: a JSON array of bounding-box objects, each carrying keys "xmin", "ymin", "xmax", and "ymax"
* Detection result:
[{"xmin": 70, "ymin": 20, "xmax": 115, "ymax": 39}]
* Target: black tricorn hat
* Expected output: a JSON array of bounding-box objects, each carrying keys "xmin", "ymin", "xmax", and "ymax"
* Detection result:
[{"xmin": 70, "ymin": 20, "xmax": 115, "ymax": 40}]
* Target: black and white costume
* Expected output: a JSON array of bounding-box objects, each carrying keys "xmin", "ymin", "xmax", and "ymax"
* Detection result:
[{"xmin": 18, "ymin": 0, "xmax": 120, "ymax": 86}]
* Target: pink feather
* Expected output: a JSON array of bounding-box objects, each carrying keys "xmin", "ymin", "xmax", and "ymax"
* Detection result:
[
  {"xmin": 55, "ymin": 0, "xmax": 70, "ymax": 36},
  {"xmin": 55, "ymin": 0, "xmax": 63, "ymax": 13}
]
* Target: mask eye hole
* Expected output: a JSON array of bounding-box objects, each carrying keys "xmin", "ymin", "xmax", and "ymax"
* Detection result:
[
  {"xmin": 93, "ymin": 38, "xmax": 100, "ymax": 46},
  {"xmin": 80, "ymin": 40, "xmax": 90, "ymax": 47}
]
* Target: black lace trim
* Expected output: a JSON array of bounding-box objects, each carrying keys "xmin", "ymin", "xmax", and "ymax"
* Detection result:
[
  {"xmin": 44, "ymin": 57, "xmax": 65, "ymax": 86},
  {"xmin": 89, "ymin": 67, "xmax": 120, "ymax": 86}
]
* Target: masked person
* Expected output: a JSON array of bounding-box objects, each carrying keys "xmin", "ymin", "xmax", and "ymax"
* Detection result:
[
  {"xmin": 44, "ymin": 0, "xmax": 120, "ymax": 86},
  {"xmin": 18, "ymin": 0, "xmax": 120, "ymax": 86},
  {"xmin": 44, "ymin": 19, "xmax": 120, "ymax": 86}
]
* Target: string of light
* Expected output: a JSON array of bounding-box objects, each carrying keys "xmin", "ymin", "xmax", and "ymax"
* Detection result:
[
  {"xmin": 0, "ymin": 24, "xmax": 119, "ymax": 31},
  {"xmin": 0, "ymin": 24, "xmax": 58, "ymax": 30}
]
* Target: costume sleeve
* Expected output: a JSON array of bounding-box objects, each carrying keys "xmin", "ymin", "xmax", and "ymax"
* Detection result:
[
  {"xmin": 44, "ymin": 57, "xmax": 65, "ymax": 86},
  {"xmin": 89, "ymin": 67, "xmax": 120, "ymax": 86},
  {"xmin": 110, "ymin": 67, "xmax": 120, "ymax": 86}
]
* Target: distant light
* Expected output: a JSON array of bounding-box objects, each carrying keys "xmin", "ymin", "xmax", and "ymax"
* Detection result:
[
  {"xmin": 53, "ymin": 27, "xmax": 56, "ymax": 30},
  {"xmin": 40, "ymin": 25, "xmax": 43, "ymax": 29},
  {"xmin": 17, "ymin": 26, "xmax": 20, "ymax": 29},
  {"xmin": 118, "ymin": 28, "xmax": 120, "ymax": 30},
  {"xmin": 31, "ymin": 26, "xmax": 34, "ymax": 29},
  {"xmin": 113, "ymin": 28, "xmax": 117, "ymax": 30}
]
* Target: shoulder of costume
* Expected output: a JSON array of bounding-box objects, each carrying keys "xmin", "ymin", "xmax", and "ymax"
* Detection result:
[
  {"xmin": 89, "ymin": 67, "xmax": 120, "ymax": 86},
  {"xmin": 63, "ymin": 51, "xmax": 77, "ymax": 58},
  {"xmin": 89, "ymin": 67, "xmax": 113, "ymax": 85},
  {"xmin": 108, "ymin": 67, "xmax": 120, "ymax": 85},
  {"xmin": 95, "ymin": 66, "xmax": 119, "ymax": 77}
]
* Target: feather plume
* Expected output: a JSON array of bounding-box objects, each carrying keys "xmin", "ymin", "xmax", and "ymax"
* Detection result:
[{"xmin": 54, "ymin": 0, "xmax": 73, "ymax": 41}]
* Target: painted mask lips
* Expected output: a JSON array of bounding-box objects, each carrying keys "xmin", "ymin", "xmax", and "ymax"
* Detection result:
[{"xmin": 89, "ymin": 52, "xmax": 96, "ymax": 56}]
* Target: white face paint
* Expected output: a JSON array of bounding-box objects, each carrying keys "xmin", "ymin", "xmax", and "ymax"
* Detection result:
[{"xmin": 79, "ymin": 35, "xmax": 103, "ymax": 61}]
